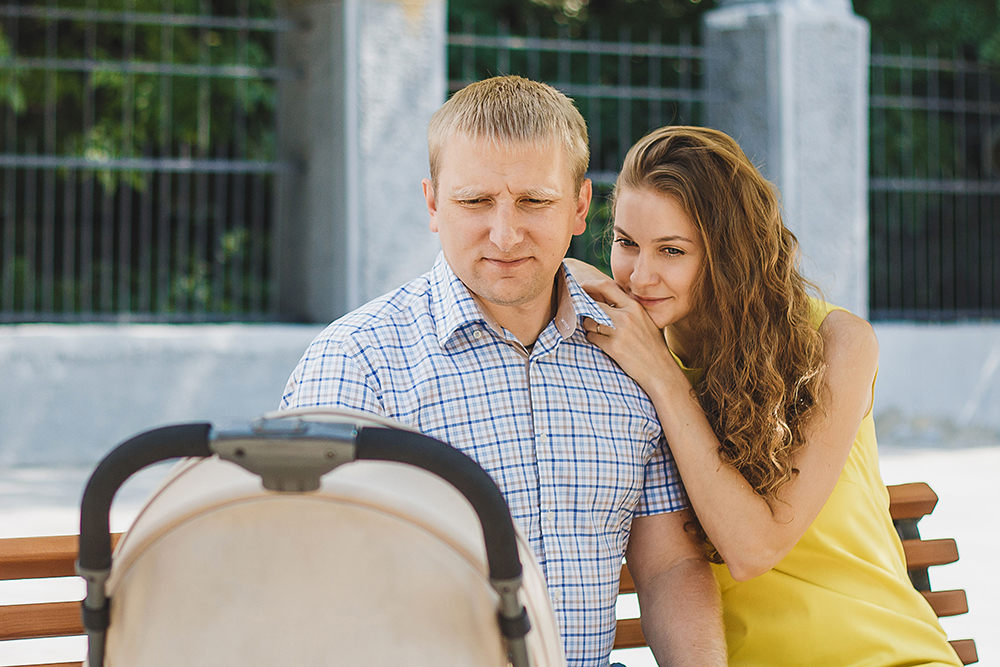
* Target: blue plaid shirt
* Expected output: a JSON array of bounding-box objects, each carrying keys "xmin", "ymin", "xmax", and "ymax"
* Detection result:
[{"xmin": 281, "ymin": 253, "xmax": 688, "ymax": 667}]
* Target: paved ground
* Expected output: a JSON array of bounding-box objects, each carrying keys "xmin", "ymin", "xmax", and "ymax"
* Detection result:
[{"xmin": 1, "ymin": 447, "xmax": 997, "ymax": 666}]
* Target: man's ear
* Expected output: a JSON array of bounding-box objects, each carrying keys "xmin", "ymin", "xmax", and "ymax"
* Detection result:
[
  {"xmin": 573, "ymin": 178, "xmax": 593, "ymax": 236},
  {"xmin": 422, "ymin": 178, "xmax": 439, "ymax": 233}
]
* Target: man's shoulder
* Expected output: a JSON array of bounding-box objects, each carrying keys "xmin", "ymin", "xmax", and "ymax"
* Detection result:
[{"xmin": 311, "ymin": 274, "xmax": 436, "ymax": 351}]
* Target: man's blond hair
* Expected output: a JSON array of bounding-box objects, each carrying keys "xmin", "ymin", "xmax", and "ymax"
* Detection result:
[{"xmin": 427, "ymin": 75, "xmax": 590, "ymax": 189}]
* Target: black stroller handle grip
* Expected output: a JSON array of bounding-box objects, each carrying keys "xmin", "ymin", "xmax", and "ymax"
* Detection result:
[
  {"xmin": 78, "ymin": 422, "xmax": 213, "ymax": 571},
  {"xmin": 355, "ymin": 426, "xmax": 524, "ymax": 584}
]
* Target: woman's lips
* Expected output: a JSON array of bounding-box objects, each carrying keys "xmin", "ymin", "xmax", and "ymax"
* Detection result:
[{"xmin": 632, "ymin": 295, "xmax": 670, "ymax": 308}]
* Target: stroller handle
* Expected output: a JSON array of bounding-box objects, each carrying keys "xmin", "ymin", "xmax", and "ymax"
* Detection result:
[
  {"xmin": 77, "ymin": 418, "xmax": 532, "ymax": 667},
  {"xmin": 79, "ymin": 422, "xmax": 213, "ymax": 571}
]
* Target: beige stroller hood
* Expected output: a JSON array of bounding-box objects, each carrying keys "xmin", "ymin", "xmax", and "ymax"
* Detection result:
[{"xmin": 79, "ymin": 409, "xmax": 565, "ymax": 667}]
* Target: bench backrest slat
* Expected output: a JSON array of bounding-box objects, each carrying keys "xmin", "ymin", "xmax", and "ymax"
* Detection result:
[{"xmin": 0, "ymin": 483, "xmax": 976, "ymax": 665}]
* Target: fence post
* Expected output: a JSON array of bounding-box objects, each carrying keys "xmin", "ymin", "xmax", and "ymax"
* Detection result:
[
  {"xmin": 276, "ymin": 0, "xmax": 446, "ymax": 323},
  {"xmin": 704, "ymin": 0, "xmax": 870, "ymax": 317}
]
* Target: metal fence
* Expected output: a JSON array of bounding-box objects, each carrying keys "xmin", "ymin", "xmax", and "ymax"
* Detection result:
[
  {"xmin": 870, "ymin": 44, "xmax": 1000, "ymax": 321},
  {"xmin": 3, "ymin": 6, "xmax": 998, "ymax": 323},
  {"xmin": 448, "ymin": 16, "xmax": 707, "ymax": 268},
  {"xmin": 0, "ymin": 0, "xmax": 293, "ymax": 323}
]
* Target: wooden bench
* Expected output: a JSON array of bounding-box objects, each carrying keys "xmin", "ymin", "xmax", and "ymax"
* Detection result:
[
  {"xmin": 613, "ymin": 482, "xmax": 978, "ymax": 664},
  {"xmin": 0, "ymin": 483, "xmax": 978, "ymax": 666}
]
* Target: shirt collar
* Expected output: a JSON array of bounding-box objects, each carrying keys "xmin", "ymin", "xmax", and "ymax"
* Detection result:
[{"xmin": 430, "ymin": 252, "xmax": 616, "ymax": 346}]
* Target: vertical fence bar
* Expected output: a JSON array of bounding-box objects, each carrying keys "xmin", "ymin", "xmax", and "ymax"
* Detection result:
[
  {"xmin": 899, "ymin": 43, "xmax": 914, "ymax": 312},
  {"xmin": 118, "ymin": 0, "xmax": 136, "ymax": 314},
  {"xmin": 679, "ymin": 28, "xmax": 692, "ymax": 125},
  {"xmin": 99, "ymin": 175, "xmax": 113, "ymax": 312},
  {"xmin": 231, "ymin": 0, "xmax": 250, "ymax": 312},
  {"xmin": 138, "ymin": 166, "xmax": 152, "ymax": 313},
  {"xmin": 212, "ymin": 146, "xmax": 228, "ymax": 311},
  {"xmin": 649, "ymin": 26, "xmax": 662, "ymax": 129},
  {"xmin": 976, "ymin": 66, "xmax": 990, "ymax": 310},
  {"xmin": 157, "ymin": 0, "xmax": 175, "ymax": 313},
  {"xmin": 617, "ymin": 26, "xmax": 631, "ymax": 169},
  {"xmin": 982, "ymin": 67, "xmax": 995, "ymax": 311},
  {"xmin": 587, "ymin": 24, "xmax": 601, "ymax": 171},
  {"xmin": 231, "ymin": 158, "xmax": 246, "ymax": 312},
  {"xmin": 527, "ymin": 16, "xmax": 540, "ymax": 82},
  {"xmin": 557, "ymin": 24, "xmax": 569, "ymax": 85},
  {"xmin": 498, "ymin": 19, "xmax": 510, "ymax": 75},
  {"xmin": 22, "ymin": 138, "xmax": 37, "ymax": 314},
  {"xmin": 461, "ymin": 15, "xmax": 475, "ymax": 84},
  {"xmin": 195, "ymin": 0, "xmax": 211, "ymax": 316},
  {"xmin": 80, "ymin": 0, "xmax": 97, "ymax": 315},
  {"xmin": 42, "ymin": 0, "xmax": 58, "ymax": 314},
  {"xmin": 926, "ymin": 44, "xmax": 941, "ymax": 312},
  {"xmin": 870, "ymin": 44, "xmax": 888, "ymax": 316},
  {"xmin": 953, "ymin": 46, "xmax": 968, "ymax": 312},
  {"xmin": 250, "ymin": 173, "xmax": 264, "ymax": 314},
  {"xmin": 62, "ymin": 164, "xmax": 77, "ymax": 313},
  {"xmin": 1, "ymin": 0, "xmax": 18, "ymax": 313},
  {"xmin": 176, "ymin": 144, "xmax": 192, "ymax": 314}
]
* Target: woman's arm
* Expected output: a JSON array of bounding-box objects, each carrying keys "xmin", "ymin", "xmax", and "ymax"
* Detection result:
[{"xmin": 581, "ymin": 280, "xmax": 879, "ymax": 580}]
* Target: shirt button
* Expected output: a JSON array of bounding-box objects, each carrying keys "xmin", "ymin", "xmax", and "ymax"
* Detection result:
[
  {"xmin": 538, "ymin": 433, "xmax": 548, "ymax": 443},
  {"xmin": 545, "ymin": 510, "xmax": 555, "ymax": 522},
  {"xmin": 472, "ymin": 330, "xmax": 482, "ymax": 340},
  {"xmin": 552, "ymin": 590, "xmax": 562, "ymax": 603}
]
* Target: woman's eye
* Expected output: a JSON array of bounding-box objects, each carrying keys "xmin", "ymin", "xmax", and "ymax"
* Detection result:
[
  {"xmin": 613, "ymin": 237, "xmax": 636, "ymax": 248},
  {"xmin": 663, "ymin": 247, "xmax": 684, "ymax": 256}
]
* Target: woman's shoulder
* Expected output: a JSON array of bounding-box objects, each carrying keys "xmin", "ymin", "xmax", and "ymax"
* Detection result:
[{"xmin": 809, "ymin": 298, "xmax": 878, "ymax": 369}]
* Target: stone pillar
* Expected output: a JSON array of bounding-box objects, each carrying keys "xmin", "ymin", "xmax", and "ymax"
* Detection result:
[
  {"xmin": 704, "ymin": 0, "xmax": 870, "ymax": 317},
  {"xmin": 276, "ymin": 0, "xmax": 445, "ymax": 323}
]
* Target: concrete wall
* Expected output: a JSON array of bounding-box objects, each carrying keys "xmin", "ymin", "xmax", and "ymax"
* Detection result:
[
  {"xmin": 873, "ymin": 322, "xmax": 1000, "ymax": 448},
  {"xmin": 0, "ymin": 324, "xmax": 322, "ymax": 466},
  {"xmin": 1, "ymin": 322, "xmax": 997, "ymax": 468}
]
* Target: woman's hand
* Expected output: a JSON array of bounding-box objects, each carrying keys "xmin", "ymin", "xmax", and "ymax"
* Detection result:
[
  {"xmin": 579, "ymin": 280, "xmax": 682, "ymax": 392},
  {"xmin": 564, "ymin": 258, "xmax": 688, "ymax": 395}
]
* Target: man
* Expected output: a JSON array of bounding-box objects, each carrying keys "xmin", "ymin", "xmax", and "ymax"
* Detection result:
[{"xmin": 281, "ymin": 75, "xmax": 724, "ymax": 667}]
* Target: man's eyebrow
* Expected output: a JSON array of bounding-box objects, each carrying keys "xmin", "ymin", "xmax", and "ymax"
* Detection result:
[
  {"xmin": 451, "ymin": 187, "xmax": 494, "ymax": 199},
  {"xmin": 520, "ymin": 187, "xmax": 560, "ymax": 200},
  {"xmin": 612, "ymin": 226, "xmax": 696, "ymax": 244}
]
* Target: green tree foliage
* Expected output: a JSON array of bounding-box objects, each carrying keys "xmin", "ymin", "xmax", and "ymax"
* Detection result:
[
  {"xmin": 854, "ymin": 0, "xmax": 1000, "ymax": 61},
  {"xmin": 450, "ymin": 0, "xmax": 716, "ymax": 40},
  {"xmin": 1, "ymin": 0, "xmax": 278, "ymax": 165},
  {"xmin": 450, "ymin": 0, "xmax": 1000, "ymax": 61}
]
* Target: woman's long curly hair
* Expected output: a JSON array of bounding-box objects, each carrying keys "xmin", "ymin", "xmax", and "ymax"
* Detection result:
[{"xmin": 614, "ymin": 126, "xmax": 827, "ymax": 514}]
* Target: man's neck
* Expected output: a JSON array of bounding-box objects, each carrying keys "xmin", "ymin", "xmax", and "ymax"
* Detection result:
[{"xmin": 472, "ymin": 279, "xmax": 560, "ymax": 348}]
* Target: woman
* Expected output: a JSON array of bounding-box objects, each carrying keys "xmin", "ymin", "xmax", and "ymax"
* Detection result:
[{"xmin": 567, "ymin": 126, "xmax": 962, "ymax": 666}]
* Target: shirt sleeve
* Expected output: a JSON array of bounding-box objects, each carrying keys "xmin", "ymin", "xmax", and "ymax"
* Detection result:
[
  {"xmin": 279, "ymin": 333, "xmax": 384, "ymax": 415},
  {"xmin": 634, "ymin": 435, "xmax": 689, "ymax": 516}
]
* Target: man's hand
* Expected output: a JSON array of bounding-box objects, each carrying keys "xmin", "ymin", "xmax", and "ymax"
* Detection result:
[{"xmin": 625, "ymin": 510, "xmax": 727, "ymax": 666}]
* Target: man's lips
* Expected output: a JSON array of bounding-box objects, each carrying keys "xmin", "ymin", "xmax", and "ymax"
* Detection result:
[{"xmin": 484, "ymin": 257, "xmax": 530, "ymax": 268}]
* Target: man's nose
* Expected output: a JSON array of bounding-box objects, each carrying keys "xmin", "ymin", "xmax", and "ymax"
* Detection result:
[{"xmin": 488, "ymin": 203, "xmax": 524, "ymax": 252}]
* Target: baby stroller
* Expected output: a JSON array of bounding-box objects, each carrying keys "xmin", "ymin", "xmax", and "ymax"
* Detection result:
[{"xmin": 76, "ymin": 408, "xmax": 565, "ymax": 667}]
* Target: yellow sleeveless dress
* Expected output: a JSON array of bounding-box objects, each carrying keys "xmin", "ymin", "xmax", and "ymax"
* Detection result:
[{"xmin": 677, "ymin": 299, "xmax": 962, "ymax": 666}]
